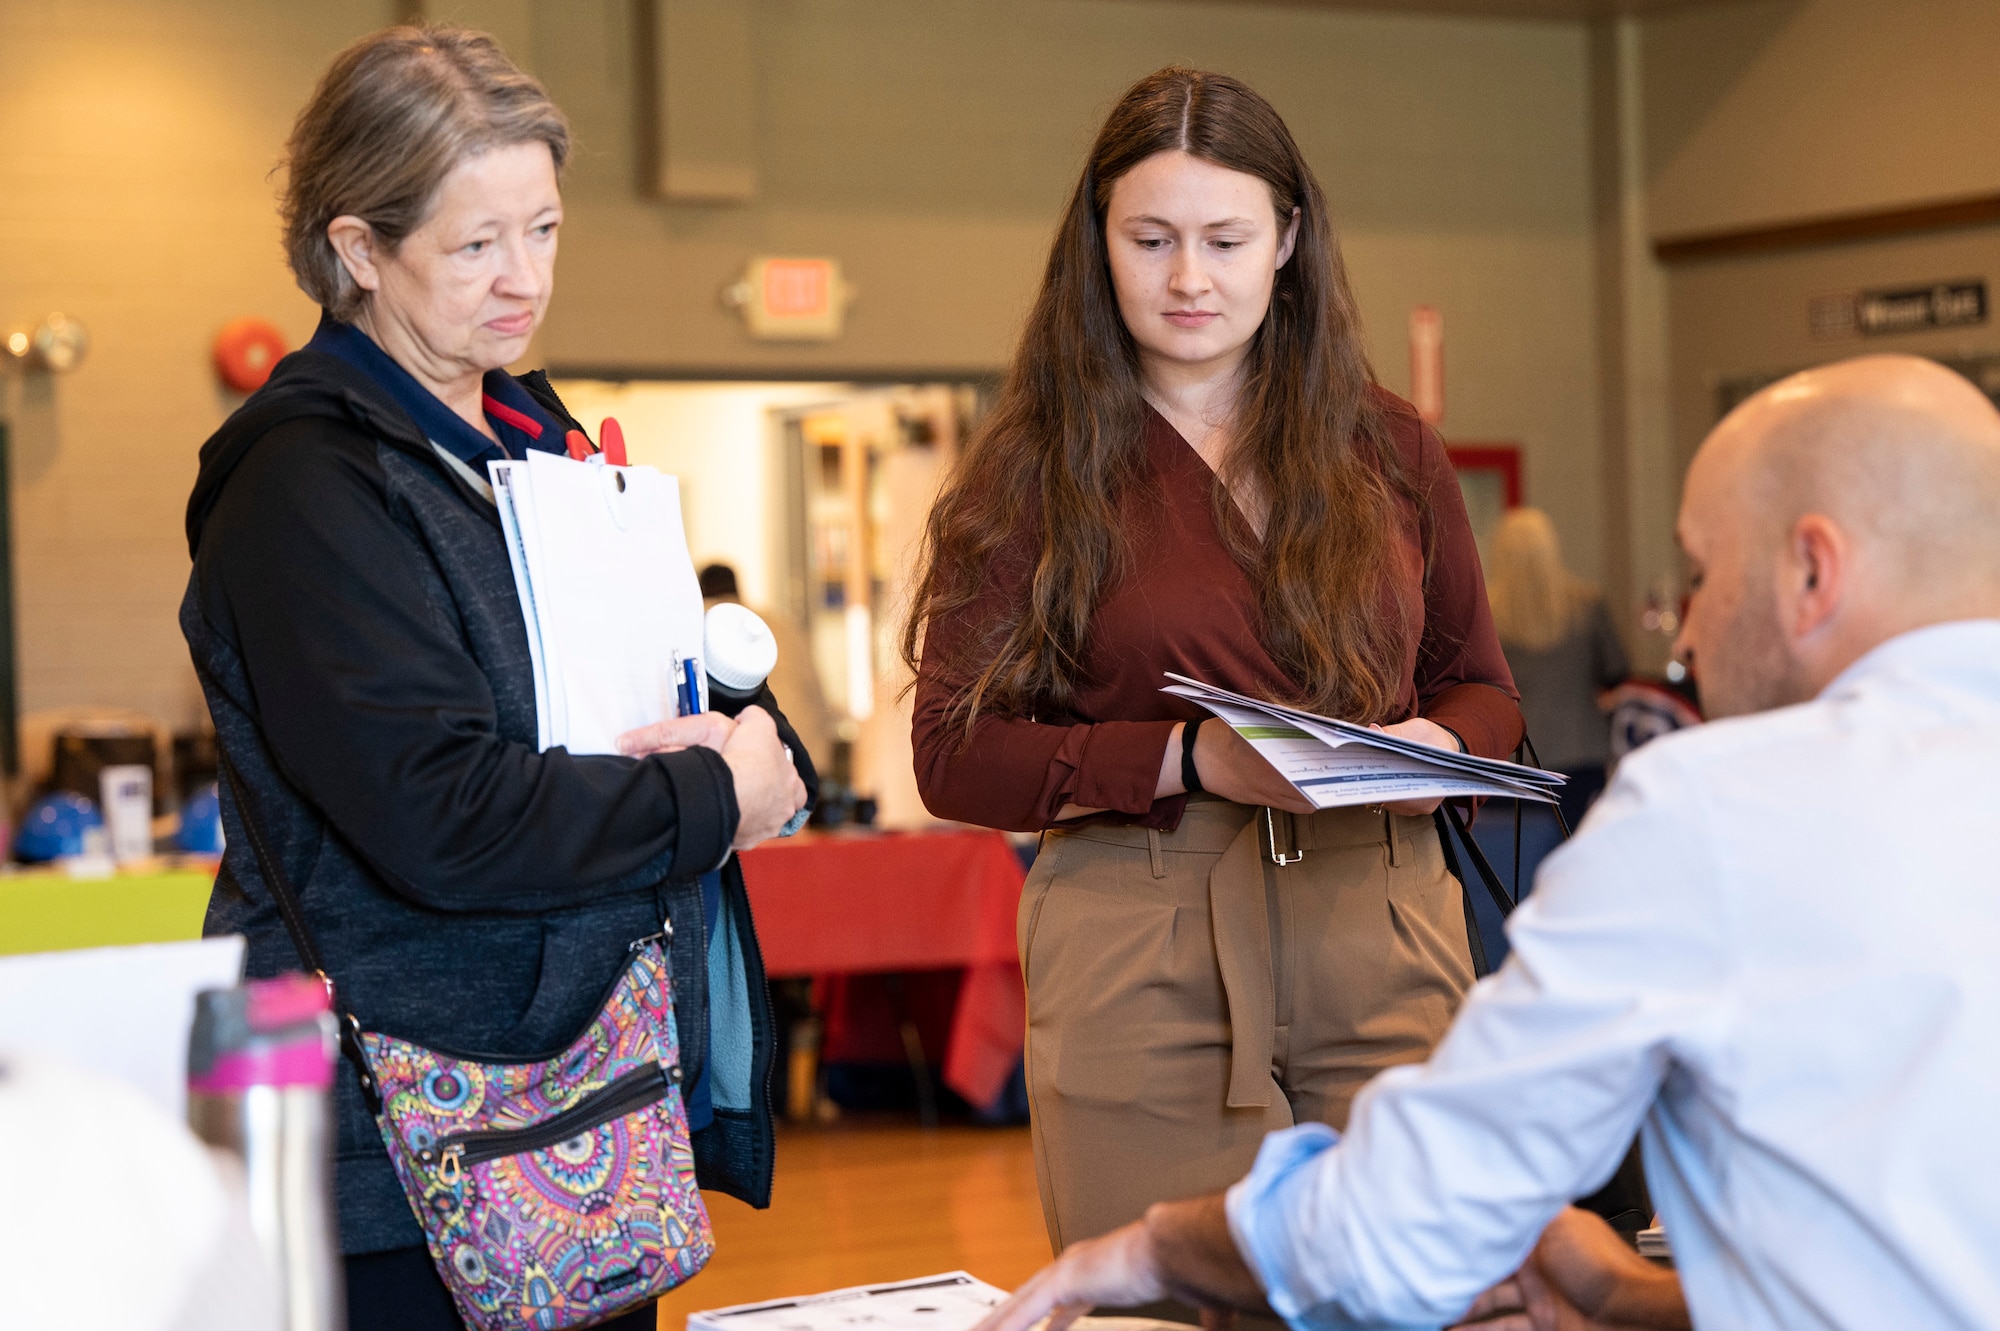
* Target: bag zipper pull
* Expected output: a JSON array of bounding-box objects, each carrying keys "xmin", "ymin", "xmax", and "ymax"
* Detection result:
[
  {"xmin": 628, "ymin": 918, "xmax": 674, "ymax": 953},
  {"xmin": 438, "ymin": 1144, "xmax": 464, "ymax": 1186}
]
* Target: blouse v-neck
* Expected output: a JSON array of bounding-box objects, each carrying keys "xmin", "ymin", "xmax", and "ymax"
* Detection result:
[{"xmin": 911, "ymin": 388, "xmax": 1523, "ymax": 831}]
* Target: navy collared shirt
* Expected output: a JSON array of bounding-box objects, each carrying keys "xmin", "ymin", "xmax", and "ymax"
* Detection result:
[{"xmin": 306, "ymin": 313, "xmax": 567, "ymax": 466}]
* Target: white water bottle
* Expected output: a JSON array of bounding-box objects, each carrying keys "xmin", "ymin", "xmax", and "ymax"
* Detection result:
[
  {"xmin": 703, "ymin": 602, "xmax": 779, "ymax": 706},
  {"xmin": 704, "ymin": 603, "xmax": 808, "ymax": 835}
]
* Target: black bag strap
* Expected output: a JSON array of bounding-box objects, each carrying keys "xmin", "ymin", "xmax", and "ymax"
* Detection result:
[
  {"xmin": 1433, "ymin": 806, "xmax": 1491, "ymax": 977},
  {"xmin": 1434, "ymin": 728, "xmax": 1576, "ymax": 976},
  {"xmin": 1440, "ymin": 800, "xmax": 1520, "ymax": 919},
  {"xmin": 219, "ymin": 755, "xmax": 382, "ymax": 1111}
]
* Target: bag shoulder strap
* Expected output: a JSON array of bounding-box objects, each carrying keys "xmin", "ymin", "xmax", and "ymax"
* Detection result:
[
  {"xmin": 1434, "ymin": 807, "xmax": 1491, "ymax": 977},
  {"xmin": 219, "ymin": 755, "xmax": 382, "ymax": 1111},
  {"xmin": 1441, "ymin": 800, "xmax": 1519, "ymax": 918}
]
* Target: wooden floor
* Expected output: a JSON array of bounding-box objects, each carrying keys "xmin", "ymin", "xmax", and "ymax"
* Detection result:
[{"xmin": 654, "ymin": 1121, "xmax": 1052, "ymax": 1329}]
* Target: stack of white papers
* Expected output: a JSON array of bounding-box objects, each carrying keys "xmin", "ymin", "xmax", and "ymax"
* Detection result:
[
  {"xmin": 490, "ymin": 452, "xmax": 706, "ymax": 756},
  {"xmin": 1163, "ymin": 673, "xmax": 1563, "ymax": 807},
  {"xmin": 689, "ymin": 1272, "xmax": 1008, "ymax": 1331}
]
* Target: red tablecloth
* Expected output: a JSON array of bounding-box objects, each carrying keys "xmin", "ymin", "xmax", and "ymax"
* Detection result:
[{"xmin": 738, "ymin": 827, "xmax": 1027, "ymax": 1107}]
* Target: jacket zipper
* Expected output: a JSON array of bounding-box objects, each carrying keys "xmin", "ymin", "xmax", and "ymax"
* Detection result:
[{"xmin": 422, "ymin": 1062, "xmax": 679, "ymax": 1185}]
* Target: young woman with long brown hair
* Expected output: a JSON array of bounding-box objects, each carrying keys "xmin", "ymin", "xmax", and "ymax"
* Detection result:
[{"xmin": 905, "ymin": 69, "xmax": 1523, "ymax": 1254}]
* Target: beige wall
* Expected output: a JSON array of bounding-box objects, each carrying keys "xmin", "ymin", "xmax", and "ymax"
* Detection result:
[
  {"xmin": 0, "ymin": 0, "xmax": 1605, "ymax": 733},
  {"xmin": 1666, "ymin": 227, "xmax": 2000, "ymax": 483},
  {"xmin": 533, "ymin": 0, "xmax": 1607, "ymax": 578},
  {"xmin": 0, "ymin": 0, "xmax": 393, "ymax": 733},
  {"xmin": 1644, "ymin": 0, "xmax": 2000, "ymax": 239},
  {"xmin": 1643, "ymin": 0, "xmax": 2000, "ymax": 538}
]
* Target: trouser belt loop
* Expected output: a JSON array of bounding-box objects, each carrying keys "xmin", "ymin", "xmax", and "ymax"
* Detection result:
[
  {"xmin": 1146, "ymin": 828, "xmax": 1167, "ymax": 880},
  {"xmin": 1383, "ymin": 808, "xmax": 1402, "ymax": 867}
]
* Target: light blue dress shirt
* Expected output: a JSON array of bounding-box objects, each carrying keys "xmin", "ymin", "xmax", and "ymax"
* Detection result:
[{"xmin": 1226, "ymin": 620, "xmax": 2000, "ymax": 1331}]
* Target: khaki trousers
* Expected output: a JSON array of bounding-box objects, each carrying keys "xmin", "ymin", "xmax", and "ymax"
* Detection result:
[{"xmin": 1018, "ymin": 796, "xmax": 1474, "ymax": 1250}]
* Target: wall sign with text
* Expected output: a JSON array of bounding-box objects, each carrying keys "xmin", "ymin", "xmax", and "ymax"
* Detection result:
[
  {"xmin": 1809, "ymin": 279, "xmax": 1987, "ymax": 342},
  {"xmin": 722, "ymin": 257, "xmax": 859, "ymax": 341}
]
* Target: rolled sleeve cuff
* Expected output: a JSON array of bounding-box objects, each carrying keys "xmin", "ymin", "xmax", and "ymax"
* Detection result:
[
  {"xmin": 1227, "ymin": 1123, "xmax": 1342, "ymax": 1330},
  {"xmin": 1225, "ymin": 1124, "xmax": 1435, "ymax": 1331},
  {"xmin": 1070, "ymin": 719, "xmax": 1178, "ymax": 814}
]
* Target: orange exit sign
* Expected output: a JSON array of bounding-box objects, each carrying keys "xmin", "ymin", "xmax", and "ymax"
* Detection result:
[{"xmin": 724, "ymin": 257, "xmax": 856, "ymax": 340}]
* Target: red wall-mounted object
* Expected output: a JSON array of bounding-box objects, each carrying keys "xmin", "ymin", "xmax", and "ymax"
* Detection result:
[
  {"xmin": 1445, "ymin": 444, "xmax": 1523, "ymax": 507},
  {"xmin": 213, "ymin": 318, "xmax": 289, "ymax": 394}
]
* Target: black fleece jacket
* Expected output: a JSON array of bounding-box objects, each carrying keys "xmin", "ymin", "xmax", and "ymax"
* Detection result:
[{"xmin": 182, "ymin": 349, "xmax": 806, "ymax": 1252}]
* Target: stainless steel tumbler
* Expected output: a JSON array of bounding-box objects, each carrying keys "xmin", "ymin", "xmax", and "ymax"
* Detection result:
[{"xmin": 188, "ymin": 973, "xmax": 344, "ymax": 1331}]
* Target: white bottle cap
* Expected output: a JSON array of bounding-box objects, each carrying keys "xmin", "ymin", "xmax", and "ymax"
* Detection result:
[{"xmin": 704, "ymin": 602, "xmax": 779, "ymax": 694}]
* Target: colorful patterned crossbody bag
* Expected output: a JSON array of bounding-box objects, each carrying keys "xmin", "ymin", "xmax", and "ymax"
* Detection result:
[{"xmin": 222, "ymin": 761, "xmax": 715, "ymax": 1329}]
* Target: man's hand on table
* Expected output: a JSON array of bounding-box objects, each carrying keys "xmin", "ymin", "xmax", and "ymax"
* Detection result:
[
  {"xmin": 972, "ymin": 1194, "xmax": 1268, "ymax": 1331},
  {"xmin": 1450, "ymin": 1209, "xmax": 1689, "ymax": 1331}
]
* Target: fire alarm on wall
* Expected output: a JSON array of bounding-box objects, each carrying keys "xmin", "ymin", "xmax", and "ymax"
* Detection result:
[{"xmin": 213, "ymin": 317, "xmax": 289, "ymax": 393}]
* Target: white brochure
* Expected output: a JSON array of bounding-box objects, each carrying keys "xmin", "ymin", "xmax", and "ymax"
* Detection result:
[{"xmin": 1163, "ymin": 673, "xmax": 1563, "ymax": 807}]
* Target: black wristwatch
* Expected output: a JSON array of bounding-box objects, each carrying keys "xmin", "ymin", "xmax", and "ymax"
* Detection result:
[{"xmin": 1181, "ymin": 718, "xmax": 1206, "ymax": 795}]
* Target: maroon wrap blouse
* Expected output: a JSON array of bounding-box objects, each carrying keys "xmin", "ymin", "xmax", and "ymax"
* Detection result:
[{"xmin": 912, "ymin": 389, "xmax": 1523, "ymax": 833}]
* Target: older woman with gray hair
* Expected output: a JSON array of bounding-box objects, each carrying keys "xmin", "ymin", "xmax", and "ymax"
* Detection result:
[{"xmin": 182, "ymin": 26, "xmax": 809, "ymax": 1328}]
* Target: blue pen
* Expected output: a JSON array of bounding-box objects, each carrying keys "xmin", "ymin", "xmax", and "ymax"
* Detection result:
[
  {"xmin": 681, "ymin": 654, "xmax": 703, "ymax": 716},
  {"xmin": 672, "ymin": 651, "xmax": 692, "ymax": 716}
]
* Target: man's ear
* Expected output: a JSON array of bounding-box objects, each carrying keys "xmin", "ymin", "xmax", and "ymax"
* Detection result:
[
  {"xmin": 325, "ymin": 215, "xmax": 383, "ymax": 294},
  {"xmin": 1275, "ymin": 206, "xmax": 1301, "ymax": 270},
  {"xmin": 1784, "ymin": 513, "xmax": 1848, "ymax": 643}
]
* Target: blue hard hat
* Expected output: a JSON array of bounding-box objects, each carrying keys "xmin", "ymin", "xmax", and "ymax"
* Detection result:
[
  {"xmin": 178, "ymin": 782, "xmax": 224, "ymax": 855},
  {"xmin": 15, "ymin": 791, "xmax": 104, "ymax": 863}
]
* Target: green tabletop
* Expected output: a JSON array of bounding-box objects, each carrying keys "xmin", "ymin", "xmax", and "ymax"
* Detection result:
[{"xmin": 0, "ymin": 866, "xmax": 216, "ymax": 957}]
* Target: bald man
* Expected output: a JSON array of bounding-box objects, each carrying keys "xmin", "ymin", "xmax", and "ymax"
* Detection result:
[{"xmin": 974, "ymin": 354, "xmax": 2000, "ymax": 1331}]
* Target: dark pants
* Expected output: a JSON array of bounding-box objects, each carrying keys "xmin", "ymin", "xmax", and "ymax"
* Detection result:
[{"xmin": 346, "ymin": 1247, "xmax": 660, "ymax": 1331}]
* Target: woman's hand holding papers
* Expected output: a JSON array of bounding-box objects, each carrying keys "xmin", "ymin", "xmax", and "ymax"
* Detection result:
[
  {"xmin": 1373, "ymin": 717, "xmax": 1464, "ymax": 816},
  {"xmin": 1191, "ymin": 720, "xmax": 1315, "ymax": 813},
  {"xmin": 616, "ymin": 708, "xmax": 807, "ymax": 850}
]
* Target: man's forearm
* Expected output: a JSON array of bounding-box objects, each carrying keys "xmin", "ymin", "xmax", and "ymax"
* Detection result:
[
  {"xmin": 1600, "ymin": 1265, "xmax": 1689, "ymax": 1331},
  {"xmin": 1144, "ymin": 1195, "xmax": 1275, "ymax": 1316}
]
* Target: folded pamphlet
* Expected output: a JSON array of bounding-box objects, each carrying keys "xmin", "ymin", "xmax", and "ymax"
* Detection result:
[{"xmin": 1163, "ymin": 673, "xmax": 1563, "ymax": 807}]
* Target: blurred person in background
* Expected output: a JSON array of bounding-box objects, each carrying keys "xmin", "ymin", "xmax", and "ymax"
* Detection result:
[
  {"xmin": 1486, "ymin": 507, "xmax": 1628, "ymax": 827},
  {"xmin": 907, "ymin": 67, "xmax": 1521, "ymax": 1266},
  {"xmin": 182, "ymin": 27, "xmax": 808, "ymax": 1328},
  {"xmin": 701, "ymin": 562, "xmax": 836, "ymax": 779}
]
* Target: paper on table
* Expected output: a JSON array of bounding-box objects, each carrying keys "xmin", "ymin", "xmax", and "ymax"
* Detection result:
[
  {"xmin": 689, "ymin": 1272, "xmax": 1008, "ymax": 1331},
  {"xmin": 0, "ymin": 934, "xmax": 245, "ymax": 1121},
  {"xmin": 1163, "ymin": 674, "xmax": 1561, "ymax": 807},
  {"xmin": 492, "ymin": 452, "xmax": 706, "ymax": 756}
]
